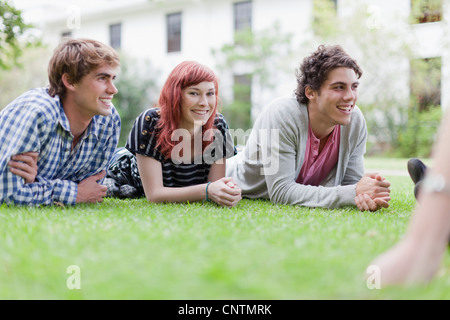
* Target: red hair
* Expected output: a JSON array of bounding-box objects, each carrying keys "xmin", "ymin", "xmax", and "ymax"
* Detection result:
[{"xmin": 156, "ymin": 61, "xmax": 220, "ymax": 159}]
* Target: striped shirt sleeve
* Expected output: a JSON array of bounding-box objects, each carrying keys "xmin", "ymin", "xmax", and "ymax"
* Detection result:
[{"xmin": 126, "ymin": 108, "xmax": 164, "ymax": 161}]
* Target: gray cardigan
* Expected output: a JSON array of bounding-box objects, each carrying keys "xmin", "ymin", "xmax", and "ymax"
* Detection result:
[{"xmin": 226, "ymin": 95, "xmax": 367, "ymax": 208}]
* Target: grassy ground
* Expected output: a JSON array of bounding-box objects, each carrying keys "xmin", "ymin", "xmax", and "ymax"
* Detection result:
[
  {"xmin": 0, "ymin": 158, "xmax": 448, "ymax": 300},
  {"xmin": 364, "ymin": 157, "xmax": 433, "ymax": 171}
]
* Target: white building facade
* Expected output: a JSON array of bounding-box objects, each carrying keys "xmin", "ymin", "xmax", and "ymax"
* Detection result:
[{"xmin": 14, "ymin": 0, "xmax": 450, "ymax": 119}]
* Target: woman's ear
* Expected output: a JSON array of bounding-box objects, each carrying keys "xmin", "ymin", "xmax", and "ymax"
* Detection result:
[{"xmin": 62, "ymin": 73, "xmax": 76, "ymax": 91}]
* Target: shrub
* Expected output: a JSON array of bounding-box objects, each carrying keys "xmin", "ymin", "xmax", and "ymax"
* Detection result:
[{"xmin": 396, "ymin": 106, "xmax": 442, "ymax": 158}]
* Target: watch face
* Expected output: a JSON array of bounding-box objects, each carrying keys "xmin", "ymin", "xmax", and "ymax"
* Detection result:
[{"xmin": 423, "ymin": 174, "xmax": 450, "ymax": 194}]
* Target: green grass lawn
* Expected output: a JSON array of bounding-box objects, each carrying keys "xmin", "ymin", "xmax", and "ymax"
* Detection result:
[{"xmin": 0, "ymin": 158, "xmax": 448, "ymax": 300}]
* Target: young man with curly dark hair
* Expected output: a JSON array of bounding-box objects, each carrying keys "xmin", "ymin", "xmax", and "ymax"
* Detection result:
[{"xmin": 227, "ymin": 45, "xmax": 391, "ymax": 211}]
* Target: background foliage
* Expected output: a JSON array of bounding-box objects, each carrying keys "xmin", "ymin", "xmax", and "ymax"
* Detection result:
[
  {"xmin": 0, "ymin": 45, "xmax": 51, "ymax": 108},
  {"xmin": 111, "ymin": 54, "xmax": 159, "ymax": 146},
  {"xmin": 212, "ymin": 21, "xmax": 294, "ymax": 131},
  {"xmin": 313, "ymin": 0, "xmax": 443, "ymax": 157},
  {"xmin": 0, "ymin": 0, "xmax": 38, "ymax": 70},
  {"xmin": 0, "ymin": 0, "xmax": 445, "ymax": 158}
]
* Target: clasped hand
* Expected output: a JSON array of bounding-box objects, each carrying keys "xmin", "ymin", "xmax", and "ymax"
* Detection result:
[
  {"xmin": 355, "ymin": 173, "xmax": 391, "ymax": 212},
  {"xmin": 207, "ymin": 177, "xmax": 242, "ymax": 208}
]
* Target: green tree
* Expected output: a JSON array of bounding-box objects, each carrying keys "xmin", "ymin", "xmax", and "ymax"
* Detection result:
[
  {"xmin": 0, "ymin": 45, "xmax": 51, "ymax": 109},
  {"xmin": 410, "ymin": 57, "xmax": 442, "ymax": 112},
  {"xmin": 398, "ymin": 57, "xmax": 443, "ymax": 157},
  {"xmin": 0, "ymin": 0, "xmax": 37, "ymax": 70},
  {"xmin": 212, "ymin": 21, "xmax": 294, "ymax": 131},
  {"xmin": 313, "ymin": 0, "xmax": 338, "ymax": 39},
  {"xmin": 112, "ymin": 54, "xmax": 159, "ymax": 146},
  {"xmin": 312, "ymin": 0, "xmax": 443, "ymax": 157}
]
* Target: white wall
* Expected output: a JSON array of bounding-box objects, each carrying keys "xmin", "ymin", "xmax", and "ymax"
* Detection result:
[
  {"xmin": 251, "ymin": 0, "xmax": 312, "ymax": 116},
  {"xmin": 16, "ymin": 0, "xmax": 450, "ymax": 114}
]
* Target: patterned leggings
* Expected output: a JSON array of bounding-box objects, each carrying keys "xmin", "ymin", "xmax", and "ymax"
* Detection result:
[{"xmin": 104, "ymin": 147, "xmax": 145, "ymax": 198}]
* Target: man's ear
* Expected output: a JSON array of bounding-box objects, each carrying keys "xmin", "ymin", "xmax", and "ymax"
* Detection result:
[
  {"xmin": 62, "ymin": 73, "xmax": 76, "ymax": 91},
  {"xmin": 305, "ymin": 86, "xmax": 316, "ymax": 100}
]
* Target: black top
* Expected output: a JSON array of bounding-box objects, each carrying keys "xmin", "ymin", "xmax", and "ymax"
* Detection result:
[{"xmin": 126, "ymin": 108, "xmax": 236, "ymax": 187}]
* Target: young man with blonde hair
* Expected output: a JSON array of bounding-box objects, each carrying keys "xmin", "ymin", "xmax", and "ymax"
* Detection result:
[{"xmin": 0, "ymin": 38, "xmax": 121, "ymax": 205}]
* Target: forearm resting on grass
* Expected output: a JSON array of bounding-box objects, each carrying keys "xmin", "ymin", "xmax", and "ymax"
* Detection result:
[
  {"xmin": 76, "ymin": 171, "xmax": 108, "ymax": 204},
  {"xmin": 7, "ymin": 153, "xmax": 108, "ymax": 204},
  {"xmin": 0, "ymin": 173, "xmax": 78, "ymax": 205},
  {"xmin": 1, "ymin": 155, "xmax": 80, "ymax": 205},
  {"xmin": 137, "ymin": 154, "xmax": 242, "ymax": 207},
  {"xmin": 369, "ymin": 110, "xmax": 450, "ymax": 286}
]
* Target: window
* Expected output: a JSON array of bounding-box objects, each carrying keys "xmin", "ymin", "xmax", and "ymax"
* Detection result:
[
  {"xmin": 234, "ymin": 1, "xmax": 252, "ymax": 32},
  {"xmin": 109, "ymin": 23, "xmax": 122, "ymax": 50},
  {"xmin": 410, "ymin": 57, "xmax": 441, "ymax": 111},
  {"xmin": 167, "ymin": 12, "xmax": 182, "ymax": 53},
  {"xmin": 411, "ymin": 0, "xmax": 442, "ymax": 23}
]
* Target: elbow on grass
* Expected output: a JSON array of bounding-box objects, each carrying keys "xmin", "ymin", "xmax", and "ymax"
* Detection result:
[{"xmin": 145, "ymin": 193, "xmax": 165, "ymax": 204}]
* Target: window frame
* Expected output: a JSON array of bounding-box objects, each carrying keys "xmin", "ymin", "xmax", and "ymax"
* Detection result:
[
  {"xmin": 109, "ymin": 23, "xmax": 122, "ymax": 50},
  {"xmin": 167, "ymin": 12, "xmax": 182, "ymax": 53},
  {"xmin": 233, "ymin": 1, "xmax": 252, "ymax": 32},
  {"xmin": 411, "ymin": 0, "xmax": 443, "ymax": 24}
]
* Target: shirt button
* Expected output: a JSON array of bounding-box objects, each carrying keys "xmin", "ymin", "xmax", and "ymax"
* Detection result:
[
  {"xmin": 156, "ymin": 109, "xmax": 161, "ymax": 115},
  {"xmin": 145, "ymin": 115, "xmax": 151, "ymax": 121},
  {"xmin": 140, "ymin": 144, "xmax": 146, "ymax": 149},
  {"xmin": 142, "ymin": 130, "xmax": 148, "ymax": 135}
]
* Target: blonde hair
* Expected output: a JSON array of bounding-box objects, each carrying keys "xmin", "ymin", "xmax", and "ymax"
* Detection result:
[{"xmin": 48, "ymin": 38, "xmax": 120, "ymax": 98}]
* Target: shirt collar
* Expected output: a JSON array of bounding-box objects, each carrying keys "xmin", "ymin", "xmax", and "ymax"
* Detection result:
[
  {"xmin": 85, "ymin": 116, "xmax": 101, "ymax": 140},
  {"xmin": 308, "ymin": 123, "xmax": 339, "ymax": 144},
  {"xmin": 55, "ymin": 94, "xmax": 101, "ymax": 141},
  {"xmin": 51, "ymin": 93, "xmax": 71, "ymax": 133}
]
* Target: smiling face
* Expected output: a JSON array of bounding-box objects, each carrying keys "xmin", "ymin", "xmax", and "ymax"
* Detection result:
[
  {"xmin": 179, "ymin": 81, "xmax": 216, "ymax": 131},
  {"xmin": 69, "ymin": 64, "xmax": 119, "ymax": 119},
  {"xmin": 306, "ymin": 67, "xmax": 359, "ymax": 138}
]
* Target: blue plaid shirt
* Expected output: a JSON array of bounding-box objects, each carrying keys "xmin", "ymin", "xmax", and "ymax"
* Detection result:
[{"xmin": 0, "ymin": 88, "xmax": 121, "ymax": 205}]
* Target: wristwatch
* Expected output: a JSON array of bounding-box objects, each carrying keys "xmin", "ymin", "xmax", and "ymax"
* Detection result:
[{"xmin": 422, "ymin": 174, "xmax": 450, "ymax": 195}]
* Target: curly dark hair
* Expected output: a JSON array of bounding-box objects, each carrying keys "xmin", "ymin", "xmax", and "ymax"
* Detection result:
[{"xmin": 295, "ymin": 45, "xmax": 362, "ymax": 105}]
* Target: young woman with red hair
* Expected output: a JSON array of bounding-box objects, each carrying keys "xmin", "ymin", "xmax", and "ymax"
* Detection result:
[{"xmin": 105, "ymin": 61, "xmax": 242, "ymax": 207}]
